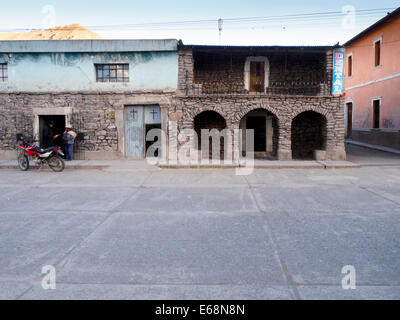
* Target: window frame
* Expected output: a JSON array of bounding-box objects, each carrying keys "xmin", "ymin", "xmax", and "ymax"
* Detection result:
[
  {"xmin": 0, "ymin": 62, "xmax": 8, "ymax": 82},
  {"xmin": 95, "ymin": 63, "xmax": 130, "ymax": 83},
  {"xmin": 244, "ymin": 56, "xmax": 270, "ymax": 93},
  {"xmin": 347, "ymin": 53, "xmax": 353, "ymax": 78},
  {"xmin": 373, "ymin": 37, "xmax": 382, "ymax": 68}
]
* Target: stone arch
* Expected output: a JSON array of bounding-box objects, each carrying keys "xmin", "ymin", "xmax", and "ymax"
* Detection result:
[
  {"xmin": 234, "ymin": 104, "xmax": 282, "ymax": 127},
  {"xmin": 184, "ymin": 106, "xmax": 229, "ymax": 129},
  {"xmin": 238, "ymin": 108, "xmax": 280, "ymax": 159},
  {"xmin": 291, "ymin": 110, "xmax": 328, "ymax": 159},
  {"xmin": 194, "ymin": 110, "xmax": 228, "ymax": 160},
  {"xmin": 192, "ymin": 108, "xmax": 227, "ymax": 123},
  {"xmin": 289, "ymin": 106, "xmax": 334, "ymax": 125}
]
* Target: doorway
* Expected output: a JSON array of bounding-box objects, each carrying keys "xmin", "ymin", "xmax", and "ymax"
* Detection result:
[
  {"xmin": 247, "ymin": 116, "xmax": 266, "ymax": 152},
  {"xmin": 346, "ymin": 102, "xmax": 353, "ymax": 138},
  {"xmin": 39, "ymin": 115, "xmax": 66, "ymax": 148},
  {"xmin": 194, "ymin": 111, "xmax": 227, "ymax": 160},
  {"xmin": 373, "ymin": 99, "xmax": 380, "ymax": 129},
  {"xmin": 239, "ymin": 109, "xmax": 278, "ymax": 159},
  {"xmin": 124, "ymin": 105, "xmax": 162, "ymax": 159}
]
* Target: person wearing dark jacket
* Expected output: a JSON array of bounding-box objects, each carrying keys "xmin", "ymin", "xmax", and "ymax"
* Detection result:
[{"xmin": 42, "ymin": 121, "xmax": 54, "ymax": 148}]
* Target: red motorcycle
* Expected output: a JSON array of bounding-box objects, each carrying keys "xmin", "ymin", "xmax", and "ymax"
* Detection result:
[{"xmin": 17, "ymin": 141, "xmax": 65, "ymax": 172}]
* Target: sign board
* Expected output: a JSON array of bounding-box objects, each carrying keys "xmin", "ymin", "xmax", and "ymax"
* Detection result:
[{"xmin": 332, "ymin": 49, "xmax": 345, "ymax": 95}]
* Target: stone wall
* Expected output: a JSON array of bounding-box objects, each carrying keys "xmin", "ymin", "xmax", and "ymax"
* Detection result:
[
  {"xmin": 0, "ymin": 92, "xmax": 173, "ymax": 160},
  {"xmin": 190, "ymin": 51, "xmax": 327, "ymax": 95},
  {"xmin": 171, "ymin": 95, "xmax": 346, "ymax": 161},
  {"xmin": 178, "ymin": 49, "xmax": 194, "ymax": 92},
  {"xmin": 351, "ymin": 129, "xmax": 400, "ymax": 150}
]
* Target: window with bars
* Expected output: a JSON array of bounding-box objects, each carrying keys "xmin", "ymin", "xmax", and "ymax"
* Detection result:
[
  {"xmin": 0, "ymin": 63, "xmax": 7, "ymax": 82},
  {"xmin": 95, "ymin": 64, "xmax": 129, "ymax": 83}
]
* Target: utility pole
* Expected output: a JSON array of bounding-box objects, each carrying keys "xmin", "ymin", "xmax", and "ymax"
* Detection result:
[{"xmin": 218, "ymin": 18, "xmax": 223, "ymax": 44}]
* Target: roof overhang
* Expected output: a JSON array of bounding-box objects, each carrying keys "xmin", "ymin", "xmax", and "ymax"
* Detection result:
[
  {"xmin": 0, "ymin": 39, "xmax": 178, "ymax": 53},
  {"xmin": 344, "ymin": 7, "xmax": 400, "ymax": 47},
  {"xmin": 179, "ymin": 43, "xmax": 336, "ymax": 54}
]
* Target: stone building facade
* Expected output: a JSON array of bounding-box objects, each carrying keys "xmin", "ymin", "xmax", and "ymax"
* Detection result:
[
  {"xmin": 0, "ymin": 40, "xmax": 346, "ymax": 162},
  {"xmin": 171, "ymin": 44, "xmax": 346, "ymax": 161},
  {"xmin": 0, "ymin": 40, "xmax": 178, "ymax": 160},
  {"xmin": 0, "ymin": 92, "xmax": 174, "ymax": 160}
]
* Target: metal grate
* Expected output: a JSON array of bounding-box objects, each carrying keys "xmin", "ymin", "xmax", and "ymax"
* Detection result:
[
  {"xmin": 95, "ymin": 64, "xmax": 129, "ymax": 83},
  {"xmin": 0, "ymin": 63, "xmax": 7, "ymax": 82},
  {"xmin": 71, "ymin": 113, "xmax": 86, "ymax": 160}
]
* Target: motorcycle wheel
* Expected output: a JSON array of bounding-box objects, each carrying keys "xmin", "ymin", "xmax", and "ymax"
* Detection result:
[
  {"xmin": 18, "ymin": 154, "xmax": 29, "ymax": 171},
  {"xmin": 48, "ymin": 156, "xmax": 65, "ymax": 172}
]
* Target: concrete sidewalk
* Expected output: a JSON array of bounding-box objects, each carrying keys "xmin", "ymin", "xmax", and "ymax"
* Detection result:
[
  {"xmin": 0, "ymin": 159, "xmax": 360, "ymax": 171},
  {"xmin": 0, "ymin": 159, "xmax": 161, "ymax": 171}
]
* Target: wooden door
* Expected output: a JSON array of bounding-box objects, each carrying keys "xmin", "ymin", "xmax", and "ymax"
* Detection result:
[
  {"xmin": 250, "ymin": 61, "xmax": 265, "ymax": 93},
  {"xmin": 125, "ymin": 106, "xmax": 144, "ymax": 159}
]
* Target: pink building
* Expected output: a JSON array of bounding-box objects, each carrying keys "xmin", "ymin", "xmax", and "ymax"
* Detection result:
[{"xmin": 344, "ymin": 7, "xmax": 400, "ymax": 150}]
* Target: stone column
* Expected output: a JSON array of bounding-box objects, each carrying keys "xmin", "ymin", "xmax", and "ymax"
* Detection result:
[
  {"xmin": 178, "ymin": 49, "xmax": 194, "ymax": 94},
  {"xmin": 324, "ymin": 50, "xmax": 333, "ymax": 96},
  {"xmin": 277, "ymin": 119, "xmax": 292, "ymax": 160},
  {"xmin": 160, "ymin": 104, "xmax": 170, "ymax": 164}
]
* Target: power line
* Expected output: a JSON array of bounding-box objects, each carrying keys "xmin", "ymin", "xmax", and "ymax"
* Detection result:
[{"xmin": 0, "ymin": 7, "xmax": 395, "ymax": 33}]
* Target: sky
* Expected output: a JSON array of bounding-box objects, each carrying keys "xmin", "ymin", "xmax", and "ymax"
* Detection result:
[{"xmin": 0, "ymin": 0, "xmax": 398, "ymax": 45}]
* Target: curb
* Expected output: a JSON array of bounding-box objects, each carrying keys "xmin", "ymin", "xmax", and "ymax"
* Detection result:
[
  {"xmin": 159, "ymin": 163, "xmax": 360, "ymax": 170},
  {"xmin": 0, "ymin": 165, "xmax": 109, "ymax": 171}
]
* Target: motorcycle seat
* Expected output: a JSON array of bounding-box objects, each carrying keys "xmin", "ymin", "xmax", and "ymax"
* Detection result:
[{"xmin": 33, "ymin": 146, "xmax": 58, "ymax": 154}]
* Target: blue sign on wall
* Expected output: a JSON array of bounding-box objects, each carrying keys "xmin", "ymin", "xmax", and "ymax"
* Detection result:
[{"xmin": 332, "ymin": 49, "xmax": 345, "ymax": 95}]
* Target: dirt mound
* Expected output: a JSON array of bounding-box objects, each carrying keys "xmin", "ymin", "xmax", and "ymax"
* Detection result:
[{"xmin": 0, "ymin": 24, "xmax": 101, "ymax": 40}]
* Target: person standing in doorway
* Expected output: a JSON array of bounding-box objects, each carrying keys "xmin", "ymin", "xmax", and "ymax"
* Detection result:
[
  {"xmin": 63, "ymin": 125, "xmax": 77, "ymax": 161},
  {"xmin": 42, "ymin": 121, "xmax": 55, "ymax": 148}
]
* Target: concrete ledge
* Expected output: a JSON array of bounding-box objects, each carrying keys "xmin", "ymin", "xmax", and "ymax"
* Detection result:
[
  {"xmin": 0, "ymin": 164, "xmax": 108, "ymax": 171},
  {"xmin": 0, "ymin": 160, "xmax": 161, "ymax": 171},
  {"xmin": 317, "ymin": 161, "xmax": 361, "ymax": 169},
  {"xmin": 82, "ymin": 151, "xmax": 123, "ymax": 160},
  {"xmin": 159, "ymin": 160, "xmax": 359, "ymax": 170},
  {"xmin": 0, "ymin": 150, "xmax": 16, "ymax": 160},
  {"xmin": 1, "ymin": 159, "xmax": 361, "ymax": 171},
  {"xmin": 347, "ymin": 140, "xmax": 400, "ymax": 155}
]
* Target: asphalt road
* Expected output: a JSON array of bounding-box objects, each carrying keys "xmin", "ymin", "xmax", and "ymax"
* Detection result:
[{"xmin": 1, "ymin": 146, "xmax": 400, "ymax": 300}]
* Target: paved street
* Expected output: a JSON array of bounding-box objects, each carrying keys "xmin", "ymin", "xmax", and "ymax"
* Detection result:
[{"xmin": 1, "ymin": 145, "xmax": 400, "ymax": 300}]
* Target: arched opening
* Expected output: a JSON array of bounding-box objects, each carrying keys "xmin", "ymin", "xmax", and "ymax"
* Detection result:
[
  {"xmin": 239, "ymin": 108, "xmax": 279, "ymax": 159},
  {"xmin": 194, "ymin": 111, "xmax": 227, "ymax": 160},
  {"xmin": 291, "ymin": 111, "xmax": 327, "ymax": 160}
]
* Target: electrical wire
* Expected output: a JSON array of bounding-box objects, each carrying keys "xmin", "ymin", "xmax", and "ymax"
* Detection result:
[{"xmin": 0, "ymin": 7, "xmax": 395, "ymax": 33}]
